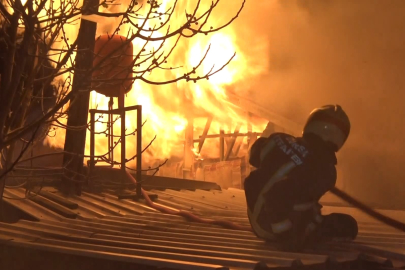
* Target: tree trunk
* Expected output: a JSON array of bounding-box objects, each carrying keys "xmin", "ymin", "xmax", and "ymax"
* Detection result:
[{"xmin": 61, "ymin": 0, "xmax": 98, "ymax": 195}]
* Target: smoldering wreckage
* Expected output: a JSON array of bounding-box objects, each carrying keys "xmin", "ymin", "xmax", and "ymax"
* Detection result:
[{"xmin": 0, "ymin": 1, "xmax": 405, "ymax": 270}]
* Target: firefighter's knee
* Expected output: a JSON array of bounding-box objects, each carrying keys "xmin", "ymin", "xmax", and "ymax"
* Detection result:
[
  {"xmin": 324, "ymin": 213, "xmax": 358, "ymax": 239},
  {"xmin": 343, "ymin": 214, "xmax": 358, "ymax": 239}
]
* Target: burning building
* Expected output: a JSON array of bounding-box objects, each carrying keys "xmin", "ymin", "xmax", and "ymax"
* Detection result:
[{"xmin": 30, "ymin": 0, "xmax": 300, "ymax": 189}]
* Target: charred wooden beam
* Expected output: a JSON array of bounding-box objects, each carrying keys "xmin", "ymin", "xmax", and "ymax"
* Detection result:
[
  {"xmin": 194, "ymin": 132, "xmax": 262, "ymax": 141},
  {"xmin": 234, "ymin": 141, "xmax": 243, "ymax": 157},
  {"xmin": 244, "ymin": 112, "xmax": 253, "ymax": 177},
  {"xmin": 219, "ymin": 129, "xmax": 225, "ymax": 161},
  {"xmin": 197, "ymin": 116, "xmax": 213, "ymax": 153},
  {"xmin": 224, "ymin": 124, "xmax": 242, "ymax": 161},
  {"xmin": 183, "ymin": 114, "xmax": 194, "ymax": 179}
]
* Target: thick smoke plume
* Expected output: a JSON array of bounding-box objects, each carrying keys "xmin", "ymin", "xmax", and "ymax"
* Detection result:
[{"xmin": 235, "ymin": 0, "xmax": 405, "ymax": 208}]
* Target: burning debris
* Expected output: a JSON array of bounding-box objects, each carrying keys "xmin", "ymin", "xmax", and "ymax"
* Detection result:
[
  {"xmin": 46, "ymin": 3, "xmax": 270, "ymax": 158},
  {"xmin": 0, "ymin": 0, "xmax": 274, "ymax": 197}
]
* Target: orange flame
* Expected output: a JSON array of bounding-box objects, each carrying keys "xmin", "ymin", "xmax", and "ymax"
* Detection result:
[{"xmin": 45, "ymin": 0, "xmax": 269, "ymax": 169}]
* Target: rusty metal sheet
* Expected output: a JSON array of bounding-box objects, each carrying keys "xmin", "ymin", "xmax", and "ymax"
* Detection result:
[
  {"xmin": 181, "ymin": 190, "xmax": 247, "ymax": 210},
  {"xmin": 154, "ymin": 190, "xmax": 229, "ymax": 210},
  {"xmin": 67, "ymin": 194, "xmax": 127, "ymax": 216},
  {"xmin": 11, "ymin": 221, "xmax": 304, "ymax": 268},
  {"xmin": 101, "ymin": 192, "xmax": 158, "ymax": 212},
  {"xmin": 42, "ymin": 218, "xmax": 144, "ymax": 237},
  {"xmin": 3, "ymin": 189, "xmax": 66, "ymax": 221},
  {"xmin": 0, "ymin": 227, "xmax": 39, "ymax": 242},
  {"xmin": 32, "ymin": 237, "xmax": 287, "ymax": 269},
  {"xmin": 6, "ymin": 239, "xmax": 230, "ymax": 270},
  {"xmin": 38, "ymin": 190, "xmax": 79, "ymax": 209},
  {"xmin": 81, "ymin": 192, "xmax": 145, "ymax": 215},
  {"xmin": 155, "ymin": 189, "xmax": 247, "ymax": 215},
  {"xmin": 101, "ymin": 213, "xmax": 225, "ymax": 229},
  {"xmin": 0, "ymin": 222, "xmax": 90, "ymax": 242},
  {"xmin": 2, "ymin": 184, "xmax": 405, "ymax": 269},
  {"xmin": 58, "ymin": 196, "xmax": 110, "ymax": 218}
]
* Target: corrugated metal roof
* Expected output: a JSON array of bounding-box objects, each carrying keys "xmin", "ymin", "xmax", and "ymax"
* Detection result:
[{"xmin": 1, "ymin": 186, "xmax": 405, "ymax": 270}]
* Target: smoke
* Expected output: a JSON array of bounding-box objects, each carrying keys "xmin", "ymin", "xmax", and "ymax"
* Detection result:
[{"xmin": 234, "ymin": 0, "xmax": 405, "ymax": 208}]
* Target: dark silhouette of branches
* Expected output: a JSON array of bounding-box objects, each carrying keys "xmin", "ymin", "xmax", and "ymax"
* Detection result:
[{"xmin": 0, "ymin": 0, "xmax": 245, "ymax": 198}]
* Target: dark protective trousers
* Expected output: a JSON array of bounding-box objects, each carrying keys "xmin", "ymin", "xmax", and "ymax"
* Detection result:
[{"xmin": 270, "ymin": 212, "xmax": 358, "ymax": 252}]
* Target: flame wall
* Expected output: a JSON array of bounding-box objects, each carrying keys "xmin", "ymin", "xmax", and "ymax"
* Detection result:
[{"xmin": 45, "ymin": 0, "xmax": 270, "ymax": 167}]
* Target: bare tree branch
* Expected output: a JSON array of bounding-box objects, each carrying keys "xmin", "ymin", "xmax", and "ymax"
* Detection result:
[{"xmin": 0, "ymin": 0, "xmax": 246, "ymax": 197}]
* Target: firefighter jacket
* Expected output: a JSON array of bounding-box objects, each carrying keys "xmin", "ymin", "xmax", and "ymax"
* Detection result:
[{"xmin": 244, "ymin": 132, "xmax": 337, "ymax": 241}]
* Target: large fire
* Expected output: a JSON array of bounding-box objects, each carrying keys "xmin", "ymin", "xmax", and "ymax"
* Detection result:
[{"xmin": 45, "ymin": 0, "xmax": 269, "ymax": 171}]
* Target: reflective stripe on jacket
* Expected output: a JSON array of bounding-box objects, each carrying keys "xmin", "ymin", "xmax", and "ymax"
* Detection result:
[{"xmin": 244, "ymin": 132, "xmax": 337, "ymax": 238}]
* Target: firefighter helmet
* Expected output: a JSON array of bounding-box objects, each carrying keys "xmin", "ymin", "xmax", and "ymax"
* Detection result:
[{"xmin": 303, "ymin": 105, "xmax": 350, "ymax": 151}]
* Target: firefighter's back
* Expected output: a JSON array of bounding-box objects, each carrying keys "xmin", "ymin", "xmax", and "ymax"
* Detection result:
[{"xmin": 244, "ymin": 132, "xmax": 338, "ymax": 247}]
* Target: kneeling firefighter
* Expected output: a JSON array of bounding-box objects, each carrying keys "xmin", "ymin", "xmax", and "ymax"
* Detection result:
[{"xmin": 244, "ymin": 105, "xmax": 358, "ymax": 251}]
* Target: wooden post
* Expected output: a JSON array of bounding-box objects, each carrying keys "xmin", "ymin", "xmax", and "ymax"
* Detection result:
[
  {"xmin": 119, "ymin": 90, "xmax": 126, "ymax": 193},
  {"xmin": 61, "ymin": 0, "xmax": 98, "ymax": 195},
  {"xmin": 108, "ymin": 97, "xmax": 114, "ymax": 163},
  {"xmin": 183, "ymin": 115, "xmax": 194, "ymax": 179},
  {"xmin": 89, "ymin": 110, "xmax": 95, "ymax": 189},
  {"xmin": 219, "ymin": 129, "xmax": 225, "ymax": 161},
  {"xmin": 244, "ymin": 112, "xmax": 253, "ymax": 177},
  {"xmin": 136, "ymin": 105, "xmax": 142, "ymax": 197}
]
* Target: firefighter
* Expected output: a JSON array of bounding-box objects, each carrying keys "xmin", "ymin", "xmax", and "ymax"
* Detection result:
[{"xmin": 244, "ymin": 105, "xmax": 358, "ymax": 251}]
